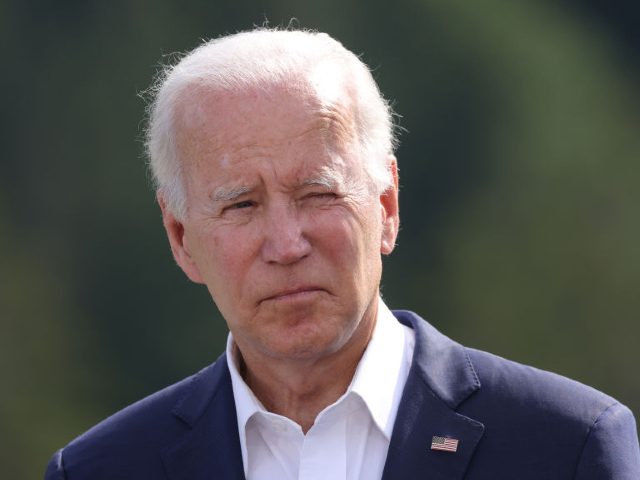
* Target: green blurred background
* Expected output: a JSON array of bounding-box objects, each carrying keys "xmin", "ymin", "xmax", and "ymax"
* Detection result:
[{"xmin": 1, "ymin": 1, "xmax": 638, "ymax": 478}]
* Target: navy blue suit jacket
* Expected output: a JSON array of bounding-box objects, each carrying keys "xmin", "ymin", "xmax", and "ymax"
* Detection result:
[{"xmin": 45, "ymin": 311, "xmax": 640, "ymax": 479}]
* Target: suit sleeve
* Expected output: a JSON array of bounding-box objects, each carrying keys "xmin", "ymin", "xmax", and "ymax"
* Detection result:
[
  {"xmin": 573, "ymin": 402, "xmax": 640, "ymax": 480},
  {"xmin": 44, "ymin": 449, "xmax": 67, "ymax": 480}
]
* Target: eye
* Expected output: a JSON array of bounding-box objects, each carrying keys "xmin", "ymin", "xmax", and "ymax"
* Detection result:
[
  {"xmin": 224, "ymin": 200, "xmax": 255, "ymax": 212},
  {"xmin": 306, "ymin": 191, "xmax": 337, "ymax": 200},
  {"xmin": 301, "ymin": 191, "xmax": 340, "ymax": 208}
]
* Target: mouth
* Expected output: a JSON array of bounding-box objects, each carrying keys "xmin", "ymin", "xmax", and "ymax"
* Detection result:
[{"xmin": 261, "ymin": 286, "xmax": 325, "ymax": 303}]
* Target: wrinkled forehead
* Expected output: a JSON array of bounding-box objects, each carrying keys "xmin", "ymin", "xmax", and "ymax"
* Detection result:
[{"xmin": 173, "ymin": 69, "xmax": 360, "ymax": 162}]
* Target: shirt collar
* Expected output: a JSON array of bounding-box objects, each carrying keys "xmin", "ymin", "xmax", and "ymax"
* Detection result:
[
  {"xmin": 348, "ymin": 297, "xmax": 411, "ymax": 440},
  {"xmin": 226, "ymin": 296, "xmax": 411, "ymax": 450},
  {"xmin": 226, "ymin": 335, "xmax": 264, "ymax": 469}
]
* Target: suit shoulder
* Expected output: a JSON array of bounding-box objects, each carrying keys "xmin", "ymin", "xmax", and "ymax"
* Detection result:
[
  {"xmin": 69, "ymin": 369, "xmax": 195, "ymax": 445},
  {"xmin": 465, "ymin": 346, "xmax": 621, "ymax": 427},
  {"xmin": 460, "ymin": 347, "xmax": 640, "ymax": 477},
  {"xmin": 52, "ymin": 358, "xmax": 227, "ymax": 477}
]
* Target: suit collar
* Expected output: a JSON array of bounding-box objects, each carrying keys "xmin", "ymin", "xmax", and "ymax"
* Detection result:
[
  {"xmin": 161, "ymin": 354, "xmax": 245, "ymax": 480},
  {"xmin": 383, "ymin": 310, "xmax": 485, "ymax": 480},
  {"xmin": 396, "ymin": 310, "xmax": 481, "ymax": 409},
  {"xmin": 160, "ymin": 311, "xmax": 485, "ymax": 480}
]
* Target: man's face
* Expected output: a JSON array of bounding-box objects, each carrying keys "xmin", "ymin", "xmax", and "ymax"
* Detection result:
[{"xmin": 161, "ymin": 82, "xmax": 398, "ymax": 364}]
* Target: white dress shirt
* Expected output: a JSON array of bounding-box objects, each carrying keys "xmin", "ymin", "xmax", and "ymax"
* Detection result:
[{"xmin": 226, "ymin": 297, "xmax": 416, "ymax": 480}]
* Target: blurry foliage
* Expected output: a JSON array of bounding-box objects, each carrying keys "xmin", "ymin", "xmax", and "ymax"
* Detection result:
[{"xmin": 1, "ymin": 0, "xmax": 638, "ymax": 478}]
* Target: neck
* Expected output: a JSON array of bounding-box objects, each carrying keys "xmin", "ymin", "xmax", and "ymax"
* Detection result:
[{"xmin": 236, "ymin": 304, "xmax": 378, "ymax": 433}]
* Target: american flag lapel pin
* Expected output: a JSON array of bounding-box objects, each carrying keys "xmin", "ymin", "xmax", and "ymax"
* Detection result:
[{"xmin": 431, "ymin": 435, "xmax": 459, "ymax": 453}]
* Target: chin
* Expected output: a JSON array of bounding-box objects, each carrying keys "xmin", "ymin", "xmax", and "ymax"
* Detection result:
[{"xmin": 262, "ymin": 324, "xmax": 351, "ymax": 361}]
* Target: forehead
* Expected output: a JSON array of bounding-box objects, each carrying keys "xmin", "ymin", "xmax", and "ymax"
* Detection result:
[{"xmin": 174, "ymin": 80, "xmax": 360, "ymax": 176}]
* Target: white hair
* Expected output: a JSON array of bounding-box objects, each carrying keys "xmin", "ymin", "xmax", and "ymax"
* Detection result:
[{"xmin": 144, "ymin": 28, "xmax": 398, "ymax": 219}]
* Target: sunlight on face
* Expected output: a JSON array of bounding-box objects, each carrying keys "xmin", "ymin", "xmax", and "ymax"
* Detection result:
[{"xmin": 166, "ymin": 79, "xmax": 398, "ymax": 365}]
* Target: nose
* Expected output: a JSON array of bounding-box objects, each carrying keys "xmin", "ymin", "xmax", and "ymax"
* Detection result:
[{"xmin": 260, "ymin": 203, "xmax": 311, "ymax": 265}]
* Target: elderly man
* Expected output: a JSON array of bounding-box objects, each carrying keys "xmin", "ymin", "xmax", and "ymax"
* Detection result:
[{"xmin": 46, "ymin": 29, "xmax": 639, "ymax": 479}]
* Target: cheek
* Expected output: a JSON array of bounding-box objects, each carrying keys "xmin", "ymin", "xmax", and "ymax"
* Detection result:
[
  {"xmin": 310, "ymin": 210, "xmax": 355, "ymax": 249},
  {"xmin": 190, "ymin": 228, "xmax": 251, "ymax": 287},
  {"xmin": 312, "ymin": 208, "xmax": 380, "ymax": 270}
]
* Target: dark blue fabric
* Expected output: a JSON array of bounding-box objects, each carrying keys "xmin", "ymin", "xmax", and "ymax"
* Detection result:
[{"xmin": 45, "ymin": 311, "xmax": 640, "ymax": 479}]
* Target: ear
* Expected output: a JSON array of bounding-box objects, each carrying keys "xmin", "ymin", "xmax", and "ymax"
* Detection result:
[
  {"xmin": 380, "ymin": 155, "xmax": 400, "ymax": 255},
  {"xmin": 157, "ymin": 193, "xmax": 205, "ymax": 284}
]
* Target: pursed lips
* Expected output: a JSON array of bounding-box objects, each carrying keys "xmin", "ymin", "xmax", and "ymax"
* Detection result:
[{"xmin": 261, "ymin": 286, "xmax": 326, "ymax": 303}]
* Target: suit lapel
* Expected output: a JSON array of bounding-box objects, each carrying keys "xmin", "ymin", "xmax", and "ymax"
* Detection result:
[
  {"xmin": 161, "ymin": 354, "xmax": 245, "ymax": 480},
  {"xmin": 160, "ymin": 312, "xmax": 484, "ymax": 480},
  {"xmin": 382, "ymin": 311, "xmax": 485, "ymax": 480}
]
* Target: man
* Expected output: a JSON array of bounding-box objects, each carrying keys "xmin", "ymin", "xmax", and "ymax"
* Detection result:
[{"xmin": 46, "ymin": 28, "xmax": 639, "ymax": 479}]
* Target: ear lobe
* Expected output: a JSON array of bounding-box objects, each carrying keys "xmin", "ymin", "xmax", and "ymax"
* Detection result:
[
  {"xmin": 380, "ymin": 155, "xmax": 400, "ymax": 255},
  {"xmin": 157, "ymin": 193, "xmax": 204, "ymax": 284}
]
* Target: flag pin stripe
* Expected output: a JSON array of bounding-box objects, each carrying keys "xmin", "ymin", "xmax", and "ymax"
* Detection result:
[{"xmin": 431, "ymin": 435, "xmax": 459, "ymax": 453}]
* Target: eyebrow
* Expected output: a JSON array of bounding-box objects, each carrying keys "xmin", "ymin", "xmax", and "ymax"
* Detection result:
[
  {"xmin": 302, "ymin": 170, "xmax": 343, "ymax": 190},
  {"xmin": 211, "ymin": 185, "xmax": 253, "ymax": 203},
  {"xmin": 210, "ymin": 170, "xmax": 345, "ymax": 202}
]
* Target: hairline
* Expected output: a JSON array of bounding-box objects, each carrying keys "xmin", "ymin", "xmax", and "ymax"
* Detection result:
[{"xmin": 145, "ymin": 29, "xmax": 397, "ymax": 220}]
